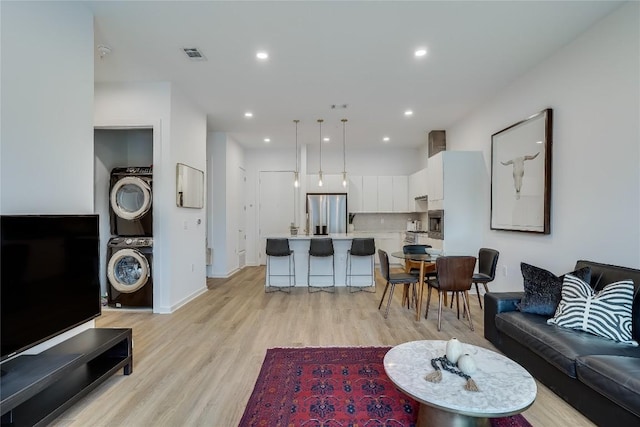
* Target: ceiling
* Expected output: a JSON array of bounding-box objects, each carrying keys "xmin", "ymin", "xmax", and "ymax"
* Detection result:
[{"xmin": 87, "ymin": 1, "xmax": 622, "ymax": 149}]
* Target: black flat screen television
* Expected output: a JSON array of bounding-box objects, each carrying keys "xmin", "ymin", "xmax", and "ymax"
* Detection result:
[{"xmin": 0, "ymin": 214, "xmax": 101, "ymax": 362}]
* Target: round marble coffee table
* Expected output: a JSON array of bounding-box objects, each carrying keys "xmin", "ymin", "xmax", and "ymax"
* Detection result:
[{"xmin": 383, "ymin": 340, "xmax": 537, "ymax": 427}]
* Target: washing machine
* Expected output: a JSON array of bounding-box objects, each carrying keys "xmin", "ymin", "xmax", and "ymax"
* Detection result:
[
  {"xmin": 107, "ymin": 237, "xmax": 153, "ymax": 308},
  {"xmin": 109, "ymin": 166, "xmax": 153, "ymax": 236}
]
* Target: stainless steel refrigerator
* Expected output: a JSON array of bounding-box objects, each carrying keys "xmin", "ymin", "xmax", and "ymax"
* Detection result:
[{"xmin": 306, "ymin": 193, "xmax": 347, "ymax": 235}]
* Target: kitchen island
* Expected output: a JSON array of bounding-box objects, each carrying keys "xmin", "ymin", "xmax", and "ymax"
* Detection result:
[{"xmin": 265, "ymin": 233, "xmax": 401, "ymax": 288}]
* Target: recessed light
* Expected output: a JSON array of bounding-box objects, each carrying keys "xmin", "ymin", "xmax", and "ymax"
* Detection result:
[
  {"xmin": 414, "ymin": 48, "xmax": 427, "ymax": 57},
  {"xmin": 323, "ymin": 137, "xmax": 330, "ymax": 142},
  {"xmin": 244, "ymin": 112, "xmax": 253, "ymax": 118},
  {"xmin": 535, "ymin": 140, "xmax": 543, "ymax": 144},
  {"xmin": 256, "ymin": 51, "xmax": 269, "ymax": 60},
  {"xmin": 404, "ymin": 110, "xmax": 413, "ymax": 116},
  {"xmin": 264, "ymin": 138, "xmax": 270, "ymax": 143},
  {"xmin": 383, "ymin": 137, "xmax": 390, "ymax": 142}
]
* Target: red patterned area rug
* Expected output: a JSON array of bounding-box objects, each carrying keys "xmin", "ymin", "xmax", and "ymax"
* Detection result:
[{"xmin": 239, "ymin": 347, "xmax": 532, "ymax": 427}]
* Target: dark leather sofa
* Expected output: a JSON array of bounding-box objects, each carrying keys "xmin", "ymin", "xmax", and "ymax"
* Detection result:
[{"xmin": 484, "ymin": 260, "xmax": 640, "ymax": 427}]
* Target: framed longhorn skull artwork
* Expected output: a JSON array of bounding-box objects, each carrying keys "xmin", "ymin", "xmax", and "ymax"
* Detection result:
[{"xmin": 491, "ymin": 108, "xmax": 552, "ymax": 234}]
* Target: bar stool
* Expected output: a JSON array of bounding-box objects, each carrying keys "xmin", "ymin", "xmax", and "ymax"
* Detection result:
[
  {"xmin": 346, "ymin": 238, "xmax": 376, "ymax": 293},
  {"xmin": 308, "ymin": 238, "xmax": 335, "ymax": 293},
  {"xmin": 265, "ymin": 238, "xmax": 295, "ymax": 293}
]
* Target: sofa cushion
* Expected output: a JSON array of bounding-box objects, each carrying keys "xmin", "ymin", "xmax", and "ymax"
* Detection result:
[
  {"xmin": 576, "ymin": 355, "xmax": 640, "ymax": 417},
  {"xmin": 548, "ymin": 275, "xmax": 637, "ymax": 345},
  {"xmin": 517, "ymin": 263, "xmax": 591, "ymax": 316},
  {"xmin": 496, "ymin": 311, "xmax": 640, "ymax": 377}
]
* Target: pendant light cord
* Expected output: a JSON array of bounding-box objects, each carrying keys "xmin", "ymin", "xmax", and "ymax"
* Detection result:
[{"xmin": 318, "ymin": 119, "xmax": 323, "ymax": 174}]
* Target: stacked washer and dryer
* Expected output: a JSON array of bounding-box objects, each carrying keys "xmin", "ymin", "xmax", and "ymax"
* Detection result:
[{"xmin": 106, "ymin": 167, "xmax": 154, "ymax": 309}]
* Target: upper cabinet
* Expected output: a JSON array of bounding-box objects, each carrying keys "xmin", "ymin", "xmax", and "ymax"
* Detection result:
[
  {"xmin": 377, "ymin": 176, "xmax": 393, "ymax": 212},
  {"xmin": 428, "ymin": 155, "xmax": 445, "ymax": 203},
  {"xmin": 426, "ymin": 151, "xmax": 486, "ymax": 255},
  {"xmin": 362, "ymin": 176, "xmax": 378, "ymax": 211},
  {"xmin": 348, "ymin": 175, "xmax": 363, "ymax": 212},
  {"xmin": 392, "ymin": 176, "xmax": 409, "ymax": 212},
  {"xmin": 346, "ymin": 174, "xmax": 422, "ymax": 213},
  {"xmin": 409, "ymin": 168, "xmax": 428, "ymax": 199},
  {"xmin": 408, "ymin": 168, "xmax": 428, "ymax": 212}
]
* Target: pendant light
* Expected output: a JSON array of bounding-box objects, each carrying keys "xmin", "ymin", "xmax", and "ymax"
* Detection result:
[
  {"xmin": 293, "ymin": 119, "xmax": 300, "ymax": 188},
  {"xmin": 317, "ymin": 119, "xmax": 324, "ymax": 187},
  {"xmin": 341, "ymin": 118, "xmax": 348, "ymax": 187}
]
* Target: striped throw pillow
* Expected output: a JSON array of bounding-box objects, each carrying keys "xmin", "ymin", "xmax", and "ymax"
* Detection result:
[{"xmin": 547, "ymin": 274, "xmax": 637, "ymax": 345}]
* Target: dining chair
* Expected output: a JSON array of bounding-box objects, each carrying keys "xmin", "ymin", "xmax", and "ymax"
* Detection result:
[
  {"xmin": 377, "ymin": 249, "xmax": 419, "ymax": 319},
  {"xmin": 425, "ymin": 256, "xmax": 477, "ymax": 331},
  {"xmin": 472, "ymin": 248, "xmax": 500, "ymax": 309},
  {"xmin": 402, "ymin": 244, "xmax": 431, "ymax": 275},
  {"xmin": 403, "ymin": 244, "xmax": 437, "ymax": 309}
]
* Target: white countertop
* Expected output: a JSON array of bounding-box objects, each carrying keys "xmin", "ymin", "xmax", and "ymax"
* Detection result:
[{"xmin": 270, "ymin": 232, "xmax": 402, "ymax": 240}]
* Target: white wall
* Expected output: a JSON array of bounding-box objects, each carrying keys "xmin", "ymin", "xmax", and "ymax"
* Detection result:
[
  {"xmin": 448, "ymin": 2, "xmax": 640, "ymax": 291},
  {"xmin": 1, "ymin": 1, "xmax": 94, "ymax": 214},
  {"xmin": 169, "ymin": 88, "xmax": 208, "ymax": 308},
  {"xmin": 207, "ymin": 132, "xmax": 245, "ymax": 277},
  {"xmin": 0, "ymin": 1, "xmax": 96, "ymax": 353},
  {"xmin": 95, "ymin": 82, "xmax": 208, "ymax": 312}
]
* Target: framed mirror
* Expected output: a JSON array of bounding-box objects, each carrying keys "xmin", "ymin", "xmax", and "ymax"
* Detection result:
[
  {"xmin": 176, "ymin": 163, "xmax": 204, "ymax": 208},
  {"xmin": 491, "ymin": 108, "xmax": 552, "ymax": 234}
]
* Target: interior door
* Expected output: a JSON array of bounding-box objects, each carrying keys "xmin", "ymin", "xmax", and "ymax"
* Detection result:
[{"xmin": 258, "ymin": 171, "xmax": 295, "ymax": 265}]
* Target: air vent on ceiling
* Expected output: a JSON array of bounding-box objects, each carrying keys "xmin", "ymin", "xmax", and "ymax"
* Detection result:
[{"xmin": 182, "ymin": 47, "xmax": 207, "ymax": 61}]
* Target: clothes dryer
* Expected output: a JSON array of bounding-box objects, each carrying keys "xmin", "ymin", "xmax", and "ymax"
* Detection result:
[
  {"xmin": 109, "ymin": 166, "xmax": 153, "ymax": 236},
  {"xmin": 107, "ymin": 237, "xmax": 153, "ymax": 308}
]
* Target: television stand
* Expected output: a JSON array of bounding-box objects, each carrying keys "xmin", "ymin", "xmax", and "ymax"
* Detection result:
[{"xmin": 0, "ymin": 328, "xmax": 132, "ymax": 427}]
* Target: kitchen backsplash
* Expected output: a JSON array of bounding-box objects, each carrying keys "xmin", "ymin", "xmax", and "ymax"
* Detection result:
[{"xmin": 351, "ymin": 212, "xmax": 427, "ymax": 232}]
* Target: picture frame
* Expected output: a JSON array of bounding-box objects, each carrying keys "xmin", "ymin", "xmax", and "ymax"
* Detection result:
[{"xmin": 491, "ymin": 108, "xmax": 552, "ymax": 234}]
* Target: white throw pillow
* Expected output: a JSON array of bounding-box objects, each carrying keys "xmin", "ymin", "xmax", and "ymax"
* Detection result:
[{"xmin": 547, "ymin": 274, "xmax": 637, "ymax": 346}]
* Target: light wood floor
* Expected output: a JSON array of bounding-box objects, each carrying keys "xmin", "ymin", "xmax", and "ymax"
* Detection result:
[{"xmin": 51, "ymin": 266, "xmax": 594, "ymax": 427}]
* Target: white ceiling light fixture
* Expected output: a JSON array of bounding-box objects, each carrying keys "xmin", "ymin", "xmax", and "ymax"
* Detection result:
[
  {"xmin": 383, "ymin": 136, "xmax": 390, "ymax": 142},
  {"xmin": 323, "ymin": 137, "xmax": 330, "ymax": 142},
  {"xmin": 244, "ymin": 112, "xmax": 253, "ymax": 118},
  {"xmin": 264, "ymin": 137, "xmax": 271, "ymax": 143},
  {"xmin": 256, "ymin": 51, "xmax": 269, "ymax": 60},
  {"xmin": 404, "ymin": 110, "xmax": 414, "ymax": 116},
  {"xmin": 317, "ymin": 119, "xmax": 324, "ymax": 187},
  {"xmin": 293, "ymin": 119, "xmax": 300, "ymax": 188},
  {"xmin": 341, "ymin": 119, "xmax": 348, "ymax": 188},
  {"xmin": 414, "ymin": 48, "xmax": 427, "ymax": 57}
]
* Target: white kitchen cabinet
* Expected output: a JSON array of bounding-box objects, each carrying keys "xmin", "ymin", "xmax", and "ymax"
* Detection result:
[
  {"xmin": 426, "ymin": 151, "xmax": 486, "ymax": 256},
  {"xmin": 362, "ymin": 176, "xmax": 378, "ymax": 212},
  {"xmin": 374, "ymin": 232, "xmax": 403, "ymax": 266},
  {"xmin": 392, "ymin": 175, "xmax": 408, "ymax": 212},
  {"xmin": 377, "ymin": 176, "xmax": 393, "ymax": 212},
  {"xmin": 348, "ymin": 175, "xmax": 363, "ymax": 212},
  {"xmin": 428, "ymin": 155, "xmax": 444, "ymax": 202},
  {"xmin": 409, "ymin": 168, "xmax": 428, "ymax": 199}
]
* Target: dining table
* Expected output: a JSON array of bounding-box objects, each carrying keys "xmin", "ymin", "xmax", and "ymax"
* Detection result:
[{"xmin": 390, "ymin": 251, "xmax": 437, "ymax": 321}]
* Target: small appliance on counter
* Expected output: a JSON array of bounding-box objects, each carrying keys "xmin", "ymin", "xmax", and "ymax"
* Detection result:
[{"xmin": 406, "ymin": 220, "xmax": 422, "ymax": 231}]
